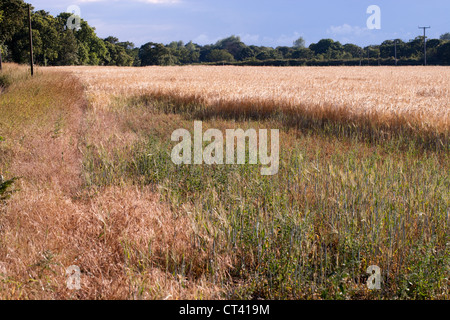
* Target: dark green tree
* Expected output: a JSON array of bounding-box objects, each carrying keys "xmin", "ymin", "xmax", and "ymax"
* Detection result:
[
  {"xmin": 291, "ymin": 48, "xmax": 314, "ymax": 59},
  {"xmin": 181, "ymin": 41, "xmax": 200, "ymax": 63},
  {"xmin": 58, "ymin": 13, "xmax": 108, "ymax": 65},
  {"xmin": 435, "ymin": 41, "xmax": 450, "ymax": 65},
  {"xmin": 104, "ymin": 36, "xmax": 119, "ymax": 45},
  {"xmin": 440, "ymin": 33, "xmax": 450, "ymax": 41},
  {"xmin": 0, "ymin": 0, "xmax": 27, "ymax": 69},
  {"xmin": 139, "ymin": 42, "xmax": 177, "ymax": 66},
  {"xmin": 427, "ymin": 39, "xmax": 441, "ymax": 49},
  {"xmin": 343, "ymin": 43, "xmax": 362, "ymax": 58},
  {"xmin": 236, "ymin": 46, "xmax": 255, "ymax": 60},
  {"xmin": 57, "ymin": 29, "xmax": 79, "ymax": 65},
  {"xmin": 255, "ymin": 47, "xmax": 282, "ymax": 60},
  {"xmin": 403, "ymin": 36, "xmax": 425, "ymax": 59},
  {"xmin": 117, "ymin": 41, "xmax": 140, "ymax": 66},
  {"xmin": 309, "ymin": 39, "xmax": 343, "ymax": 56},
  {"xmin": 199, "ymin": 44, "xmax": 213, "ymax": 62},
  {"xmin": 276, "ymin": 46, "xmax": 294, "ymax": 59},
  {"xmin": 103, "ymin": 36, "xmax": 133, "ymax": 66},
  {"xmin": 214, "ymin": 36, "xmax": 248, "ymax": 60},
  {"xmin": 293, "ymin": 37, "xmax": 306, "ymax": 48},
  {"xmin": 168, "ymin": 40, "xmax": 184, "ymax": 49},
  {"xmin": 31, "ymin": 10, "xmax": 59, "ymax": 65},
  {"xmin": 206, "ymin": 49, "xmax": 235, "ymax": 63}
]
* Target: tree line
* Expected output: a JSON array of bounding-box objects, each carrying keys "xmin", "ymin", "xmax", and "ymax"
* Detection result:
[
  {"xmin": 1, "ymin": 0, "xmax": 450, "ymax": 68},
  {"xmin": 0, "ymin": 1, "xmax": 139, "ymax": 67}
]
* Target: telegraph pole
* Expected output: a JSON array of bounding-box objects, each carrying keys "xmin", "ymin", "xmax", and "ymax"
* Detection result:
[
  {"xmin": 418, "ymin": 26, "xmax": 430, "ymax": 66},
  {"xmin": 28, "ymin": 4, "xmax": 34, "ymax": 76}
]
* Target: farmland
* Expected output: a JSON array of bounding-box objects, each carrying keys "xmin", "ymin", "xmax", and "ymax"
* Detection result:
[
  {"xmin": 0, "ymin": 64, "xmax": 449, "ymax": 299},
  {"xmin": 56, "ymin": 66, "xmax": 449, "ymax": 130}
]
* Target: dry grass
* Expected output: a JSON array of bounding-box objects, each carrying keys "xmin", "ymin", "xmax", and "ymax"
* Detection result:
[{"xmin": 1, "ymin": 185, "xmax": 222, "ymax": 299}]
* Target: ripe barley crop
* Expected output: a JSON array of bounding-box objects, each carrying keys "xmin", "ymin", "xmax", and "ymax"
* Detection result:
[{"xmin": 52, "ymin": 66, "xmax": 450, "ymax": 134}]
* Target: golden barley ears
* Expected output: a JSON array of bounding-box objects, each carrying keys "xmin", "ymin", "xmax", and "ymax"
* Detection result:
[{"xmin": 51, "ymin": 66, "xmax": 450, "ymax": 134}]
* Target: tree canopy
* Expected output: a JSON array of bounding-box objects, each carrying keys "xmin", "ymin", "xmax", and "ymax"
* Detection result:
[
  {"xmin": 293, "ymin": 37, "xmax": 305, "ymax": 48},
  {"xmin": 1, "ymin": 0, "xmax": 450, "ymax": 67}
]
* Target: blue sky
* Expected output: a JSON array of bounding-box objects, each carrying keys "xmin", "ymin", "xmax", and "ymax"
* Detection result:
[{"xmin": 31, "ymin": 0, "xmax": 450, "ymax": 47}]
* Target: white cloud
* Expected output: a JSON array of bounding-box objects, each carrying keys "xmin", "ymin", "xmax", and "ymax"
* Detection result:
[
  {"xmin": 87, "ymin": 18, "xmax": 177, "ymax": 43},
  {"xmin": 325, "ymin": 23, "xmax": 391, "ymax": 46},
  {"xmin": 137, "ymin": 0, "xmax": 180, "ymax": 3},
  {"xmin": 274, "ymin": 32, "xmax": 304, "ymax": 47},
  {"xmin": 192, "ymin": 34, "xmax": 224, "ymax": 45},
  {"xmin": 327, "ymin": 24, "xmax": 368, "ymax": 36},
  {"xmin": 250, "ymin": 32, "xmax": 305, "ymax": 47},
  {"xmin": 239, "ymin": 33, "xmax": 260, "ymax": 44}
]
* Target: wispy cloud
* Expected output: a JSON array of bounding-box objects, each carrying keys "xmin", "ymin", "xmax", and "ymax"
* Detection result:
[
  {"xmin": 325, "ymin": 23, "xmax": 390, "ymax": 45},
  {"xmin": 192, "ymin": 34, "xmax": 223, "ymax": 45},
  {"xmin": 327, "ymin": 24, "xmax": 368, "ymax": 36},
  {"xmin": 239, "ymin": 33, "xmax": 260, "ymax": 44}
]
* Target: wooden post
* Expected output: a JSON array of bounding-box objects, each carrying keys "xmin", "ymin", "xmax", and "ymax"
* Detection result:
[
  {"xmin": 0, "ymin": 48, "xmax": 3, "ymax": 71},
  {"xmin": 28, "ymin": 4, "xmax": 34, "ymax": 76}
]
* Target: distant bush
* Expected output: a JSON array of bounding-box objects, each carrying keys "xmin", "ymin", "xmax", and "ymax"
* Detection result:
[
  {"xmin": 207, "ymin": 57, "xmax": 428, "ymax": 67},
  {"xmin": 0, "ymin": 73, "xmax": 12, "ymax": 89}
]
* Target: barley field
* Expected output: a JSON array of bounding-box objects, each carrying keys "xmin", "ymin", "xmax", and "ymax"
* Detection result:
[
  {"xmin": 54, "ymin": 66, "xmax": 450, "ymax": 132},
  {"xmin": 1, "ymin": 64, "xmax": 449, "ymax": 300}
]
